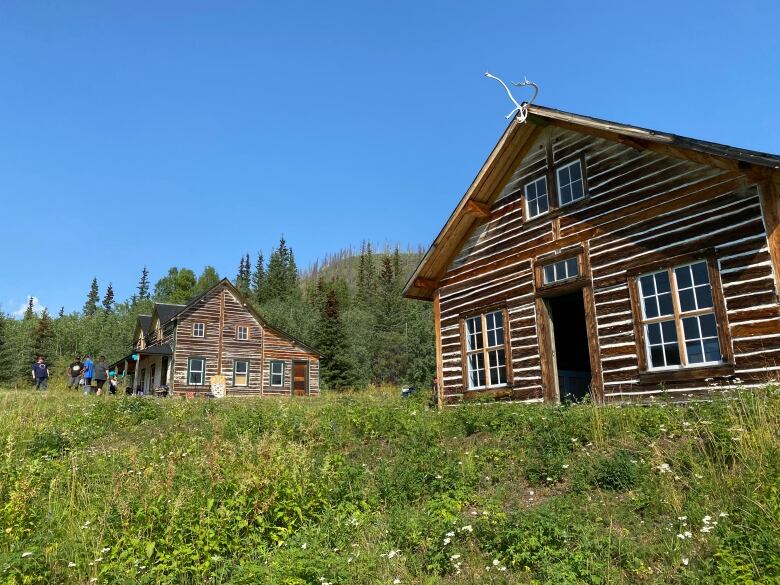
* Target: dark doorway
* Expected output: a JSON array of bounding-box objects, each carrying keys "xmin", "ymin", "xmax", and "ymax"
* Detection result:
[
  {"xmin": 292, "ymin": 361, "xmax": 309, "ymax": 396},
  {"xmin": 548, "ymin": 291, "xmax": 592, "ymax": 402},
  {"xmin": 160, "ymin": 356, "xmax": 169, "ymax": 386}
]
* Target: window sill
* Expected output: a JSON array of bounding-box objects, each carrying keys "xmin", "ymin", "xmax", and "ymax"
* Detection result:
[
  {"xmin": 463, "ymin": 385, "xmax": 510, "ymax": 400},
  {"xmin": 638, "ymin": 363, "xmax": 735, "ymax": 384}
]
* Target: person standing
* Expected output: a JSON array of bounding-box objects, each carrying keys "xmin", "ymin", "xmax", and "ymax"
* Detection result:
[
  {"xmin": 67, "ymin": 356, "xmax": 83, "ymax": 389},
  {"xmin": 83, "ymin": 355, "xmax": 95, "ymax": 395},
  {"xmin": 94, "ymin": 356, "xmax": 109, "ymax": 395},
  {"xmin": 31, "ymin": 356, "xmax": 49, "ymax": 390}
]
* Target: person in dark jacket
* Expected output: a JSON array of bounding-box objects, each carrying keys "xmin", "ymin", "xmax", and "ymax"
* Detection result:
[
  {"xmin": 67, "ymin": 356, "xmax": 83, "ymax": 389},
  {"xmin": 94, "ymin": 356, "xmax": 109, "ymax": 395},
  {"xmin": 31, "ymin": 356, "xmax": 49, "ymax": 390}
]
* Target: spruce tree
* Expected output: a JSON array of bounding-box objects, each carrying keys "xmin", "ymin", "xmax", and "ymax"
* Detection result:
[
  {"xmin": 316, "ymin": 288, "xmax": 355, "ymax": 390},
  {"xmin": 371, "ymin": 256, "xmax": 407, "ymax": 383},
  {"xmin": 58, "ymin": 306, "xmax": 65, "ymax": 318},
  {"xmin": 33, "ymin": 308, "xmax": 54, "ymax": 359},
  {"xmin": 102, "ymin": 283, "xmax": 115, "ymax": 312},
  {"xmin": 251, "ymin": 251, "xmax": 267, "ymax": 304},
  {"xmin": 286, "ymin": 249, "xmax": 300, "ymax": 299},
  {"xmin": 137, "ymin": 266, "xmax": 150, "ymax": 300},
  {"xmin": 84, "ymin": 278, "xmax": 99, "ymax": 316},
  {"xmin": 235, "ymin": 254, "xmax": 251, "ymax": 294},
  {"xmin": 23, "ymin": 297, "xmax": 35, "ymax": 320}
]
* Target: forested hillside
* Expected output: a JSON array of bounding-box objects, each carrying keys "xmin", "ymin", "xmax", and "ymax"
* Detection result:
[{"xmin": 0, "ymin": 240, "xmax": 435, "ymax": 390}]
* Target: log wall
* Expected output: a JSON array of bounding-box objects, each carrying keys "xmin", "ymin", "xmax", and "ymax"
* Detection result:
[{"xmin": 438, "ymin": 126, "xmax": 779, "ymax": 404}]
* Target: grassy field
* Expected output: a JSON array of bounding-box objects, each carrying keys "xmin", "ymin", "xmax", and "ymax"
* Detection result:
[{"xmin": 0, "ymin": 385, "xmax": 778, "ymax": 584}]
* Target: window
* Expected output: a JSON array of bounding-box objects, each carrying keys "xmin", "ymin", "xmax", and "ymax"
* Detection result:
[
  {"xmin": 637, "ymin": 260, "xmax": 723, "ymax": 370},
  {"xmin": 270, "ymin": 360, "xmax": 284, "ymax": 387},
  {"xmin": 193, "ymin": 323, "xmax": 205, "ymax": 337},
  {"xmin": 556, "ymin": 160, "xmax": 586, "ymax": 205},
  {"xmin": 237, "ymin": 326, "xmax": 248, "ymax": 340},
  {"xmin": 464, "ymin": 309, "xmax": 508, "ymax": 389},
  {"xmin": 187, "ymin": 357, "xmax": 206, "ymax": 385},
  {"xmin": 233, "ymin": 360, "xmax": 249, "ymax": 386},
  {"xmin": 543, "ymin": 257, "xmax": 579, "ymax": 285},
  {"xmin": 524, "ymin": 176, "xmax": 549, "ymax": 219}
]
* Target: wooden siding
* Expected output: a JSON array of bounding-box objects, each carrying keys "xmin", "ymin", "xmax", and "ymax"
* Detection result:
[
  {"xmin": 262, "ymin": 326, "xmax": 320, "ymax": 396},
  {"xmin": 437, "ymin": 125, "xmax": 779, "ymax": 404}
]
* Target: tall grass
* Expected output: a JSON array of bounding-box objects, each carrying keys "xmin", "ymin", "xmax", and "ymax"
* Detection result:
[{"xmin": 0, "ymin": 385, "xmax": 778, "ymax": 584}]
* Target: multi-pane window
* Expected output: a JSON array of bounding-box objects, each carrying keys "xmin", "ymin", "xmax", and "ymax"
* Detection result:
[
  {"xmin": 464, "ymin": 309, "xmax": 508, "ymax": 389},
  {"xmin": 543, "ymin": 257, "xmax": 579, "ymax": 284},
  {"xmin": 233, "ymin": 360, "xmax": 249, "ymax": 386},
  {"xmin": 270, "ymin": 360, "xmax": 284, "ymax": 387},
  {"xmin": 187, "ymin": 357, "xmax": 206, "ymax": 385},
  {"xmin": 638, "ymin": 260, "xmax": 722, "ymax": 370},
  {"xmin": 557, "ymin": 160, "xmax": 585, "ymax": 205},
  {"xmin": 524, "ymin": 176, "xmax": 549, "ymax": 219},
  {"xmin": 193, "ymin": 322, "xmax": 205, "ymax": 337},
  {"xmin": 237, "ymin": 326, "xmax": 248, "ymax": 340}
]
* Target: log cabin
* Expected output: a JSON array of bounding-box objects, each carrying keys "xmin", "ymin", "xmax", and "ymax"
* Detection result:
[
  {"xmin": 404, "ymin": 105, "xmax": 780, "ymax": 405},
  {"xmin": 112, "ymin": 279, "xmax": 320, "ymax": 397}
]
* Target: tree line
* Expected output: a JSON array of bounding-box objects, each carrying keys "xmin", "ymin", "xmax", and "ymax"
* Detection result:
[{"xmin": 0, "ymin": 238, "xmax": 435, "ymax": 390}]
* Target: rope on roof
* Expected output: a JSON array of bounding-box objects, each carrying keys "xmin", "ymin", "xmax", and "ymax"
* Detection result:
[{"xmin": 484, "ymin": 72, "xmax": 538, "ymax": 123}]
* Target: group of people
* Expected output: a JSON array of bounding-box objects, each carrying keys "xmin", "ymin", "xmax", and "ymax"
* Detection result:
[{"xmin": 31, "ymin": 354, "xmax": 119, "ymax": 395}]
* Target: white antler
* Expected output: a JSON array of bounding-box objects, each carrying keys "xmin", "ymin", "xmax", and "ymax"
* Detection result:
[{"xmin": 485, "ymin": 72, "xmax": 538, "ymax": 123}]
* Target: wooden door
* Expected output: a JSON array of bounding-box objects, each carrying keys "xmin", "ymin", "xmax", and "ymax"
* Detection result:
[{"xmin": 292, "ymin": 361, "xmax": 308, "ymax": 396}]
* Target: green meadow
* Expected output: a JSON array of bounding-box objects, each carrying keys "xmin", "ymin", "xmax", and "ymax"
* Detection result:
[{"xmin": 0, "ymin": 385, "xmax": 778, "ymax": 584}]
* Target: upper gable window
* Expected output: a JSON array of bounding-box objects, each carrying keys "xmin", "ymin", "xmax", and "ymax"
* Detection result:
[
  {"xmin": 237, "ymin": 326, "xmax": 248, "ymax": 341},
  {"xmin": 193, "ymin": 323, "xmax": 205, "ymax": 337},
  {"xmin": 524, "ymin": 176, "xmax": 549, "ymax": 219},
  {"xmin": 557, "ymin": 160, "xmax": 586, "ymax": 206}
]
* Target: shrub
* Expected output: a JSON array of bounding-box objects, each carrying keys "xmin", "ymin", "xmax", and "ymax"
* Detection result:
[{"xmin": 586, "ymin": 450, "xmax": 639, "ymax": 491}]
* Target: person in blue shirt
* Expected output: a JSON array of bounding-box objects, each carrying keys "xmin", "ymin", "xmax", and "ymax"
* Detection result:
[
  {"xmin": 82, "ymin": 355, "xmax": 95, "ymax": 395},
  {"xmin": 31, "ymin": 355, "xmax": 49, "ymax": 390}
]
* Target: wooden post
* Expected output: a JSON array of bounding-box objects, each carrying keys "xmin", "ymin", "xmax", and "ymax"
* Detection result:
[
  {"xmin": 433, "ymin": 289, "xmax": 444, "ymax": 409},
  {"xmin": 535, "ymin": 297, "xmax": 558, "ymax": 403},
  {"xmin": 760, "ymin": 179, "xmax": 780, "ymax": 297},
  {"xmin": 217, "ymin": 289, "xmax": 225, "ymax": 375},
  {"xmin": 582, "ymin": 285, "xmax": 604, "ymax": 403}
]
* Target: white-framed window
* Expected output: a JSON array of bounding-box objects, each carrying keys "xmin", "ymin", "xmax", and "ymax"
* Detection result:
[
  {"xmin": 237, "ymin": 326, "xmax": 248, "ymax": 340},
  {"xmin": 556, "ymin": 159, "xmax": 586, "ymax": 206},
  {"xmin": 187, "ymin": 357, "xmax": 206, "ymax": 385},
  {"xmin": 543, "ymin": 257, "xmax": 579, "ymax": 285},
  {"xmin": 464, "ymin": 309, "xmax": 508, "ymax": 390},
  {"xmin": 270, "ymin": 360, "xmax": 284, "ymax": 387},
  {"xmin": 638, "ymin": 260, "xmax": 722, "ymax": 370},
  {"xmin": 524, "ymin": 176, "xmax": 549, "ymax": 219},
  {"xmin": 193, "ymin": 322, "xmax": 205, "ymax": 337},
  {"xmin": 233, "ymin": 359, "xmax": 249, "ymax": 387}
]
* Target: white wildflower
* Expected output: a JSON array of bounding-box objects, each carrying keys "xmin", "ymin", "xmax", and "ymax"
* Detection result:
[
  {"xmin": 301, "ymin": 543, "xmax": 307, "ymax": 549},
  {"xmin": 101, "ymin": 547, "xmax": 110, "ymax": 553},
  {"xmin": 68, "ymin": 562, "xmax": 76, "ymax": 568},
  {"xmin": 21, "ymin": 552, "xmax": 33, "ymax": 558},
  {"xmin": 450, "ymin": 554, "xmax": 461, "ymax": 560},
  {"xmin": 682, "ymin": 557, "xmax": 689, "ymax": 566},
  {"xmin": 493, "ymin": 559, "xmax": 500, "ymax": 566},
  {"xmin": 678, "ymin": 516, "xmax": 687, "ymax": 521},
  {"xmin": 719, "ymin": 512, "xmax": 728, "ymax": 518},
  {"xmin": 562, "ymin": 464, "xmax": 569, "ymax": 469},
  {"xmin": 460, "ymin": 525, "xmax": 473, "ymax": 533}
]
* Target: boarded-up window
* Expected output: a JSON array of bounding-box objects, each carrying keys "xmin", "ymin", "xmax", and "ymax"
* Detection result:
[
  {"xmin": 188, "ymin": 357, "xmax": 206, "ymax": 385},
  {"xmin": 463, "ymin": 309, "xmax": 509, "ymax": 389},
  {"xmin": 638, "ymin": 260, "xmax": 722, "ymax": 369},
  {"xmin": 234, "ymin": 360, "xmax": 249, "ymax": 386},
  {"xmin": 270, "ymin": 360, "xmax": 284, "ymax": 387}
]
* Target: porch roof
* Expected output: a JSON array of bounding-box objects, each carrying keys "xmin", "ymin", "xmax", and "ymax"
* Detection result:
[{"xmin": 138, "ymin": 344, "xmax": 172, "ymax": 356}]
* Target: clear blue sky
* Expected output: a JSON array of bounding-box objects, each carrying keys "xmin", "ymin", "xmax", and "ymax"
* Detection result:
[{"xmin": 1, "ymin": 1, "xmax": 778, "ymax": 315}]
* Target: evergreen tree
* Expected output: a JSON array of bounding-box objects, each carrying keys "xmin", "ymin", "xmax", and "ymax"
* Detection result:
[
  {"xmin": 102, "ymin": 283, "xmax": 115, "ymax": 312},
  {"xmin": 316, "ymin": 288, "xmax": 355, "ymax": 390},
  {"xmin": 84, "ymin": 278, "xmax": 99, "ymax": 316},
  {"xmin": 58, "ymin": 306, "xmax": 65, "ymax": 318},
  {"xmin": 286, "ymin": 249, "xmax": 300, "ymax": 299},
  {"xmin": 137, "ymin": 266, "xmax": 150, "ymax": 300},
  {"xmin": 23, "ymin": 297, "xmax": 35, "ymax": 320},
  {"xmin": 251, "ymin": 252, "xmax": 267, "ymax": 304},
  {"xmin": 33, "ymin": 308, "xmax": 54, "ymax": 359},
  {"xmin": 266, "ymin": 237, "xmax": 294, "ymax": 301},
  {"xmin": 371, "ymin": 256, "xmax": 407, "ymax": 383},
  {"xmin": 235, "ymin": 254, "xmax": 251, "ymax": 294}
]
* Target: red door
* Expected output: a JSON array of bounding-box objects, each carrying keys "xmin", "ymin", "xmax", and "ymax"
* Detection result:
[{"xmin": 293, "ymin": 361, "xmax": 308, "ymax": 396}]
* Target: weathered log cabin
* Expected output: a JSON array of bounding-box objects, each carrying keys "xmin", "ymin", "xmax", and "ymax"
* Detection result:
[
  {"xmin": 113, "ymin": 279, "xmax": 320, "ymax": 397},
  {"xmin": 404, "ymin": 105, "xmax": 780, "ymax": 405}
]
